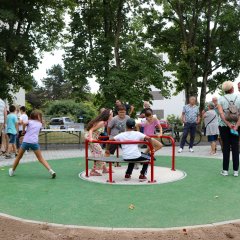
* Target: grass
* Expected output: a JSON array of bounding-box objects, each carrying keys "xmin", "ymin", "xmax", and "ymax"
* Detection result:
[{"xmin": 0, "ymin": 156, "xmax": 239, "ymax": 228}]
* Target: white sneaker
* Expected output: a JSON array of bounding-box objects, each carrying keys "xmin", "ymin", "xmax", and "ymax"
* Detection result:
[
  {"xmin": 189, "ymin": 148, "xmax": 194, "ymax": 153},
  {"xmin": 49, "ymin": 169, "xmax": 56, "ymax": 179},
  {"xmin": 178, "ymin": 148, "xmax": 183, "ymax": 153},
  {"xmin": 234, "ymin": 171, "xmax": 239, "ymax": 177},
  {"xmin": 9, "ymin": 168, "xmax": 14, "ymax": 177},
  {"xmin": 221, "ymin": 170, "xmax": 229, "ymax": 176}
]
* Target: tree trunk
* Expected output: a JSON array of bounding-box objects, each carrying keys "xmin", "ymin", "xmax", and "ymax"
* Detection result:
[{"xmin": 114, "ymin": 0, "xmax": 124, "ymax": 68}]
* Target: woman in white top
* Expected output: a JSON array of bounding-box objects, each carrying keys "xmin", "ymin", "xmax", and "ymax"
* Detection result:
[{"xmin": 218, "ymin": 81, "xmax": 240, "ymax": 177}]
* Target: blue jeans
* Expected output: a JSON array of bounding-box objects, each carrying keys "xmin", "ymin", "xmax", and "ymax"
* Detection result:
[{"xmin": 180, "ymin": 122, "xmax": 197, "ymax": 149}]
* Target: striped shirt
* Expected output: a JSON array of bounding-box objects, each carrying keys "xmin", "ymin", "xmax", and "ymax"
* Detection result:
[{"xmin": 0, "ymin": 99, "xmax": 6, "ymax": 123}]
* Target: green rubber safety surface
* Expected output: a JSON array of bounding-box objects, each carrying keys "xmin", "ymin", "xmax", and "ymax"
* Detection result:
[{"xmin": 0, "ymin": 156, "xmax": 239, "ymax": 229}]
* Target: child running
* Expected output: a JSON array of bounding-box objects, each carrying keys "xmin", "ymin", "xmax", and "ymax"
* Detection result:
[
  {"xmin": 86, "ymin": 109, "xmax": 113, "ymax": 176},
  {"xmin": 9, "ymin": 110, "xmax": 56, "ymax": 178},
  {"xmin": 136, "ymin": 109, "xmax": 163, "ymax": 154},
  {"xmin": 114, "ymin": 118, "xmax": 162, "ymax": 181}
]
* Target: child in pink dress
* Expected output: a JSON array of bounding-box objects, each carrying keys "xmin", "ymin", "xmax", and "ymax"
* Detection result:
[
  {"xmin": 86, "ymin": 109, "xmax": 113, "ymax": 176},
  {"xmin": 136, "ymin": 110, "xmax": 163, "ymax": 154}
]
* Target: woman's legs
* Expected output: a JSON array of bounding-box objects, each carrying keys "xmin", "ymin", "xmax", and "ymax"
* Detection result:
[
  {"xmin": 219, "ymin": 126, "xmax": 231, "ymax": 171},
  {"xmin": 210, "ymin": 141, "xmax": 217, "ymax": 154},
  {"xmin": 12, "ymin": 148, "xmax": 25, "ymax": 171},
  {"xmin": 230, "ymin": 135, "xmax": 239, "ymax": 172}
]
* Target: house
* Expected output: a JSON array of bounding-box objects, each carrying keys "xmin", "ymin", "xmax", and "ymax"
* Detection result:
[
  {"xmin": 150, "ymin": 86, "xmax": 185, "ymax": 119},
  {"xmin": 12, "ymin": 88, "xmax": 25, "ymax": 106}
]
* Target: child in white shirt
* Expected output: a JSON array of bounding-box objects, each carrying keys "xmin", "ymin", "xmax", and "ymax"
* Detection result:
[{"xmin": 114, "ymin": 118, "xmax": 161, "ymax": 181}]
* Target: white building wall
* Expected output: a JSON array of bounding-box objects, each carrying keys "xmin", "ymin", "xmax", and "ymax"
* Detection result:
[
  {"xmin": 150, "ymin": 86, "xmax": 185, "ymax": 119},
  {"xmin": 12, "ymin": 88, "xmax": 25, "ymax": 106}
]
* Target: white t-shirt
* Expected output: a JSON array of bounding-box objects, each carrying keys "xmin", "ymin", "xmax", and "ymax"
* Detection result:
[
  {"xmin": 0, "ymin": 99, "xmax": 6, "ymax": 124},
  {"xmin": 114, "ymin": 131, "xmax": 146, "ymax": 160},
  {"xmin": 19, "ymin": 113, "xmax": 28, "ymax": 131}
]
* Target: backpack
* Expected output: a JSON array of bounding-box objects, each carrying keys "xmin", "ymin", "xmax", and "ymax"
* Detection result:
[{"xmin": 223, "ymin": 96, "xmax": 239, "ymax": 122}]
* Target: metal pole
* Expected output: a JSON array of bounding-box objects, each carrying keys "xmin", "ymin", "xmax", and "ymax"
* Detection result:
[{"xmin": 85, "ymin": 140, "xmax": 89, "ymax": 177}]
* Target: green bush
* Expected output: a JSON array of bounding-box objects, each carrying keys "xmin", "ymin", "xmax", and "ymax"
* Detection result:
[
  {"xmin": 44, "ymin": 100, "xmax": 98, "ymax": 124},
  {"xmin": 167, "ymin": 114, "xmax": 182, "ymax": 127}
]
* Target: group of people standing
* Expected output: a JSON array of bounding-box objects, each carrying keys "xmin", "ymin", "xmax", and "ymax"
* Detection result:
[{"xmin": 178, "ymin": 81, "xmax": 240, "ymax": 177}]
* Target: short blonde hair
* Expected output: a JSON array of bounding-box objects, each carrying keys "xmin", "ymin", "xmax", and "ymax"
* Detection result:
[{"xmin": 222, "ymin": 81, "xmax": 234, "ymax": 93}]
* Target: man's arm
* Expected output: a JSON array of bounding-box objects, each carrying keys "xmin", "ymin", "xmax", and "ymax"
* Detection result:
[
  {"xmin": 4, "ymin": 107, "xmax": 7, "ymax": 125},
  {"xmin": 181, "ymin": 112, "xmax": 186, "ymax": 124},
  {"xmin": 129, "ymin": 105, "xmax": 134, "ymax": 116}
]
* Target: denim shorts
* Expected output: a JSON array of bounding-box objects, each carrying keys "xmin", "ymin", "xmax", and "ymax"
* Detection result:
[
  {"xmin": 8, "ymin": 134, "xmax": 17, "ymax": 144},
  {"xmin": 208, "ymin": 135, "xmax": 218, "ymax": 142},
  {"xmin": 21, "ymin": 142, "xmax": 40, "ymax": 151}
]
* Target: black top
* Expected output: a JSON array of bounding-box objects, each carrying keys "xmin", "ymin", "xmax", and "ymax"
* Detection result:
[{"xmin": 140, "ymin": 108, "xmax": 153, "ymax": 115}]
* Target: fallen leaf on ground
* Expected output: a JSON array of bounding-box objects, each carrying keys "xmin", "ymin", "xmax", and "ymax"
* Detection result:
[{"xmin": 129, "ymin": 204, "xmax": 135, "ymax": 210}]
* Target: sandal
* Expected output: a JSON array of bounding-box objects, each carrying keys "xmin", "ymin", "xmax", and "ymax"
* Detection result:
[
  {"xmin": 102, "ymin": 168, "xmax": 114, "ymax": 174},
  {"xmin": 90, "ymin": 170, "xmax": 102, "ymax": 176},
  {"xmin": 114, "ymin": 163, "xmax": 121, "ymax": 167}
]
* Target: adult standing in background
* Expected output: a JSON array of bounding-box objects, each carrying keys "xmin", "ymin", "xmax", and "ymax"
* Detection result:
[
  {"xmin": 203, "ymin": 102, "xmax": 219, "ymax": 155},
  {"xmin": 218, "ymin": 81, "xmax": 240, "ymax": 177},
  {"xmin": 212, "ymin": 96, "xmax": 223, "ymax": 151},
  {"xmin": 17, "ymin": 106, "xmax": 28, "ymax": 149},
  {"xmin": 113, "ymin": 100, "xmax": 134, "ymax": 117},
  {"xmin": 0, "ymin": 98, "xmax": 7, "ymax": 155},
  {"xmin": 178, "ymin": 96, "xmax": 200, "ymax": 153},
  {"xmin": 139, "ymin": 101, "xmax": 152, "ymax": 118}
]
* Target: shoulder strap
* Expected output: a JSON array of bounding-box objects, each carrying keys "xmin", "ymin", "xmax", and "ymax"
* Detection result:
[
  {"xmin": 205, "ymin": 114, "xmax": 217, "ymax": 128},
  {"xmin": 233, "ymin": 96, "xmax": 238, "ymax": 104},
  {"xmin": 223, "ymin": 96, "xmax": 230, "ymax": 104}
]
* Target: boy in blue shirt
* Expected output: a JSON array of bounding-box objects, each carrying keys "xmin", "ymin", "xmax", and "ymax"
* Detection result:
[{"xmin": 5, "ymin": 105, "xmax": 18, "ymax": 159}]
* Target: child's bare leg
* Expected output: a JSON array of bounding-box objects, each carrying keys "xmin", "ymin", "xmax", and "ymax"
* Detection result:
[
  {"xmin": 12, "ymin": 148, "xmax": 25, "ymax": 171},
  {"xmin": 145, "ymin": 139, "xmax": 163, "ymax": 153},
  {"xmin": 34, "ymin": 150, "xmax": 51, "ymax": 170},
  {"xmin": 12, "ymin": 144, "xmax": 17, "ymax": 154}
]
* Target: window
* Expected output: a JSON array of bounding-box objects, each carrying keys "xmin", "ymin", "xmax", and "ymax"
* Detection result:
[
  {"xmin": 151, "ymin": 91, "xmax": 164, "ymax": 100},
  {"xmin": 153, "ymin": 110, "xmax": 164, "ymax": 119}
]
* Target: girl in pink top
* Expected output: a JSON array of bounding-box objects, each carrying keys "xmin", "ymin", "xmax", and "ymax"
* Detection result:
[
  {"xmin": 9, "ymin": 110, "xmax": 56, "ymax": 179},
  {"xmin": 136, "ymin": 110, "xmax": 163, "ymax": 154}
]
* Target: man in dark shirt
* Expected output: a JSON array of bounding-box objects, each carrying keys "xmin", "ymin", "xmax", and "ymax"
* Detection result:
[
  {"xmin": 113, "ymin": 100, "xmax": 134, "ymax": 116},
  {"xmin": 139, "ymin": 101, "xmax": 152, "ymax": 118}
]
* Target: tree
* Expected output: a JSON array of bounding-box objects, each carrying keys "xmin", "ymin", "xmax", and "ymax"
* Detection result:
[
  {"xmin": 64, "ymin": 0, "xmax": 171, "ymax": 110},
  {"xmin": 44, "ymin": 99, "xmax": 98, "ymax": 124},
  {"xmin": 143, "ymin": 0, "xmax": 240, "ymax": 112},
  {"xmin": 0, "ymin": 0, "xmax": 73, "ymax": 101},
  {"xmin": 42, "ymin": 64, "xmax": 73, "ymax": 100}
]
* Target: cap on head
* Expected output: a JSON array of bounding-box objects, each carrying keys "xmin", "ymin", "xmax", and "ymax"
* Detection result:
[
  {"xmin": 222, "ymin": 81, "xmax": 234, "ymax": 92},
  {"xmin": 126, "ymin": 118, "xmax": 136, "ymax": 129}
]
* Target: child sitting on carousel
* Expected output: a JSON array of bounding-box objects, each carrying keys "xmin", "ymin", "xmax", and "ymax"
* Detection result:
[{"xmin": 114, "ymin": 118, "xmax": 162, "ymax": 181}]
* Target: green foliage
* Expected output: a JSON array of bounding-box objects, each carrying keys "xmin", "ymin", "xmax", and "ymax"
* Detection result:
[
  {"xmin": 44, "ymin": 100, "xmax": 98, "ymax": 124},
  {"xmin": 64, "ymin": 0, "xmax": 171, "ymax": 111},
  {"xmin": 0, "ymin": 0, "xmax": 74, "ymax": 101},
  {"xmin": 142, "ymin": 0, "xmax": 240, "ymax": 111},
  {"xmin": 167, "ymin": 114, "xmax": 182, "ymax": 127}
]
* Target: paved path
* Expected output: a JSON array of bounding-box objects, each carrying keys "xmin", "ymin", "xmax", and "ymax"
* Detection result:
[{"xmin": 0, "ymin": 145, "xmax": 223, "ymax": 168}]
